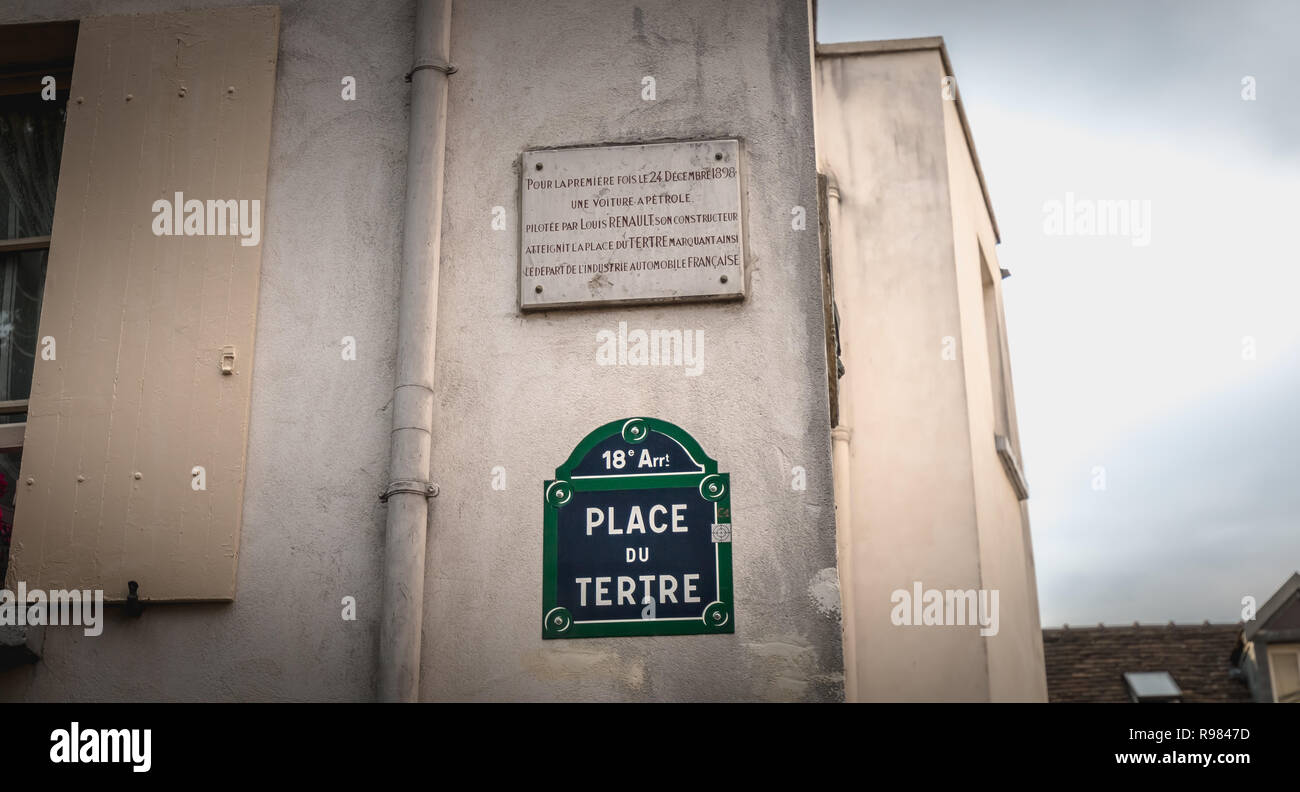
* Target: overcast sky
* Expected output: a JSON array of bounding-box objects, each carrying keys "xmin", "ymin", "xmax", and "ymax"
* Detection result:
[{"xmin": 818, "ymin": 0, "xmax": 1300, "ymax": 626}]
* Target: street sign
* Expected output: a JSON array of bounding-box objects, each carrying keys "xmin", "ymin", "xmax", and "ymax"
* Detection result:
[{"xmin": 542, "ymin": 417, "xmax": 733, "ymax": 639}]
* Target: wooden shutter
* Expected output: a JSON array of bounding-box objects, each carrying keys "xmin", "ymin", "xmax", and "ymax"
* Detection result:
[{"xmin": 7, "ymin": 6, "xmax": 280, "ymax": 601}]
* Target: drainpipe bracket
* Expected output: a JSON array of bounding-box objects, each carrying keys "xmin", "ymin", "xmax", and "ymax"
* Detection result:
[
  {"xmin": 405, "ymin": 59, "xmax": 457, "ymax": 81},
  {"xmin": 380, "ymin": 480, "xmax": 440, "ymax": 502}
]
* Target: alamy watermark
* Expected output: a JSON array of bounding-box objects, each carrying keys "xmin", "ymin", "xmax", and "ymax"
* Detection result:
[
  {"xmin": 1042, "ymin": 192, "xmax": 1151, "ymax": 247},
  {"xmin": 0, "ymin": 583, "xmax": 104, "ymax": 636},
  {"xmin": 596, "ymin": 320, "xmax": 703, "ymax": 376},
  {"xmin": 50, "ymin": 722, "xmax": 150, "ymax": 773},
  {"xmin": 890, "ymin": 581, "xmax": 1000, "ymax": 637},
  {"xmin": 151, "ymin": 191, "xmax": 262, "ymax": 247}
]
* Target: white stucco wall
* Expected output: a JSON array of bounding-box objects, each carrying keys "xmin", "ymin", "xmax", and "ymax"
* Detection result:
[
  {"xmin": 941, "ymin": 79, "xmax": 1048, "ymax": 702},
  {"xmin": 816, "ymin": 43, "xmax": 1046, "ymax": 701},
  {"xmin": 0, "ymin": 0, "xmax": 842, "ymax": 701},
  {"xmin": 817, "ymin": 48, "xmax": 988, "ymax": 702},
  {"xmin": 0, "ymin": 0, "xmax": 412, "ymax": 700},
  {"xmin": 421, "ymin": 0, "xmax": 842, "ymax": 701}
]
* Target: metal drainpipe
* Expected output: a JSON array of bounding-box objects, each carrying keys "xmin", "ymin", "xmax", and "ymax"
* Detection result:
[
  {"xmin": 825, "ymin": 179, "xmax": 858, "ymax": 703},
  {"xmin": 379, "ymin": 0, "xmax": 454, "ymax": 702}
]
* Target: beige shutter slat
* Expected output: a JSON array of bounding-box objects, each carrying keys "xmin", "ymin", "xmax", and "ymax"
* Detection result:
[{"xmin": 8, "ymin": 6, "xmax": 280, "ymax": 601}]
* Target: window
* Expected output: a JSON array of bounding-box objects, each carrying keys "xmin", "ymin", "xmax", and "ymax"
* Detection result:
[
  {"xmin": 981, "ymin": 243, "xmax": 1027, "ymax": 499},
  {"xmin": 1123, "ymin": 671, "xmax": 1182, "ymax": 703},
  {"xmin": 0, "ymin": 20, "xmax": 76, "ymax": 584},
  {"xmin": 980, "ymin": 248, "xmax": 1009, "ymax": 438},
  {"xmin": 1270, "ymin": 650, "xmax": 1300, "ymax": 703}
]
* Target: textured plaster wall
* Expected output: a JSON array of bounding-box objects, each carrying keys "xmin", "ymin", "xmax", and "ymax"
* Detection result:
[
  {"xmin": 421, "ymin": 0, "xmax": 843, "ymax": 701},
  {"xmin": 0, "ymin": 0, "xmax": 840, "ymax": 702},
  {"xmin": 0, "ymin": 0, "xmax": 409, "ymax": 700}
]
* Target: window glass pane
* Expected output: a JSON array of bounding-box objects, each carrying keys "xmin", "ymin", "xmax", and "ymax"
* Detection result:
[
  {"xmin": 1274, "ymin": 652, "xmax": 1300, "ymax": 702},
  {"xmin": 0, "ymin": 248, "xmax": 47, "ymax": 414},
  {"xmin": 1123, "ymin": 671, "xmax": 1182, "ymax": 700},
  {"xmin": 0, "ymin": 95, "xmax": 67, "ymax": 239},
  {"xmin": 0, "ymin": 448, "xmax": 19, "ymax": 583},
  {"xmin": 0, "ymin": 91, "xmax": 65, "ymax": 577}
]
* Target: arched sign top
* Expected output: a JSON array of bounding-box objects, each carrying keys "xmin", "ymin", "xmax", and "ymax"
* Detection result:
[
  {"xmin": 556, "ymin": 417, "xmax": 717, "ymax": 480},
  {"xmin": 543, "ymin": 417, "xmax": 733, "ymax": 639}
]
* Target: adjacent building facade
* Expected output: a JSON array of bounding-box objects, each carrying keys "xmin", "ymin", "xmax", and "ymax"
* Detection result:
[
  {"xmin": 0, "ymin": 1, "xmax": 1045, "ymax": 701},
  {"xmin": 1042, "ymin": 573, "xmax": 1300, "ymax": 703},
  {"xmin": 1044, "ymin": 623, "xmax": 1253, "ymax": 703},
  {"xmin": 1236, "ymin": 572, "xmax": 1300, "ymax": 703},
  {"xmin": 816, "ymin": 38, "xmax": 1046, "ymax": 701}
]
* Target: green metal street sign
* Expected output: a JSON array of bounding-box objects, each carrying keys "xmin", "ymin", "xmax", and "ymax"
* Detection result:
[{"xmin": 542, "ymin": 417, "xmax": 733, "ymax": 639}]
